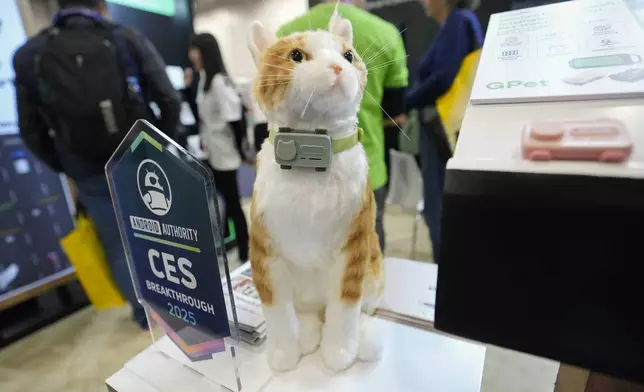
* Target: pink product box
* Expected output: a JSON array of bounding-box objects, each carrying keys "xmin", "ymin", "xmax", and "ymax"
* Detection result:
[{"xmin": 521, "ymin": 118, "xmax": 633, "ymax": 163}]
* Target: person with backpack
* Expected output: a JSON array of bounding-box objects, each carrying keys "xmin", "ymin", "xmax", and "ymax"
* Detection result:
[
  {"xmin": 13, "ymin": 0, "xmax": 181, "ymax": 329},
  {"xmin": 188, "ymin": 33, "xmax": 250, "ymax": 263}
]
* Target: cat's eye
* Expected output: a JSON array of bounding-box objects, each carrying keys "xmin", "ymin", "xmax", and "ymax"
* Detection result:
[
  {"xmin": 289, "ymin": 49, "xmax": 304, "ymax": 63},
  {"xmin": 343, "ymin": 50, "xmax": 354, "ymax": 63}
]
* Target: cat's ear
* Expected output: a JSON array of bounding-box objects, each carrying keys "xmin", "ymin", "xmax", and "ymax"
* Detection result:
[
  {"xmin": 328, "ymin": 13, "xmax": 353, "ymax": 45},
  {"xmin": 248, "ymin": 21, "xmax": 276, "ymax": 65}
]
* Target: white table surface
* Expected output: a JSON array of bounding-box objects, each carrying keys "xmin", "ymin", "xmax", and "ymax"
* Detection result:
[
  {"xmin": 106, "ymin": 258, "xmax": 486, "ymax": 392},
  {"xmin": 261, "ymin": 318, "xmax": 485, "ymax": 392},
  {"xmin": 106, "ymin": 317, "xmax": 485, "ymax": 392}
]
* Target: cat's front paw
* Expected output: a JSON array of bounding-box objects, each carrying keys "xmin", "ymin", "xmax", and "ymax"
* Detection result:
[
  {"xmin": 358, "ymin": 332, "xmax": 383, "ymax": 362},
  {"xmin": 298, "ymin": 313, "xmax": 322, "ymax": 355},
  {"xmin": 320, "ymin": 339, "xmax": 359, "ymax": 372},
  {"xmin": 358, "ymin": 314, "xmax": 384, "ymax": 362},
  {"xmin": 267, "ymin": 342, "xmax": 301, "ymax": 372}
]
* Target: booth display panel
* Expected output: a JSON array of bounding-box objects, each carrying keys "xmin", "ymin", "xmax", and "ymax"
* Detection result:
[
  {"xmin": 0, "ymin": 135, "xmax": 75, "ymax": 308},
  {"xmin": 436, "ymin": 0, "xmax": 644, "ymax": 385},
  {"xmin": 0, "ymin": 0, "xmax": 76, "ymax": 313}
]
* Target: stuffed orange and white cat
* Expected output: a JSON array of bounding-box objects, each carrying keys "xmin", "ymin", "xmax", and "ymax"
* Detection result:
[{"xmin": 247, "ymin": 13, "xmax": 385, "ymax": 373}]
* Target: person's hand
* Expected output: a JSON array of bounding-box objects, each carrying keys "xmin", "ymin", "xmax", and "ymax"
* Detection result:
[
  {"xmin": 384, "ymin": 114, "xmax": 408, "ymax": 128},
  {"xmin": 245, "ymin": 155, "xmax": 257, "ymax": 166},
  {"xmin": 241, "ymin": 148, "xmax": 257, "ymax": 167},
  {"xmin": 184, "ymin": 68, "xmax": 193, "ymax": 86},
  {"xmin": 395, "ymin": 114, "xmax": 408, "ymax": 127}
]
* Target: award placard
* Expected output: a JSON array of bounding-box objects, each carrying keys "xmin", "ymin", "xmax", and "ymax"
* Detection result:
[{"xmin": 106, "ymin": 120, "xmax": 242, "ymax": 391}]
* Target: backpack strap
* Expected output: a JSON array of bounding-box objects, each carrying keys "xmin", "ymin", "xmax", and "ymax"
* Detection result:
[
  {"xmin": 106, "ymin": 25, "xmax": 145, "ymax": 103},
  {"xmin": 108, "ymin": 26, "xmax": 139, "ymax": 81}
]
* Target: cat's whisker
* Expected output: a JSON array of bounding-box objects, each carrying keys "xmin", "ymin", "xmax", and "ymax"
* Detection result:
[
  {"xmin": 368, "ymin": 54, "xmax": 411, "ymax": 67},
  {"xmin": 363, "ymin": 27, "xmax": 407, "ymax": 65},
  {"xmin": 360, "ymin": 40, "xmax": 378, "ymax": 61},
  {"xmin": 364, "ymin": 44, "xmax": 391, "ymax": 65},
  {"xmin": 255, "ymin": 82, "xmax": 293, "ymax": 88},
  {"xmin": 365, "ymin": 43, "xmax": 400, "ymax": 65},
  {"xmin": 258, "ymin": 76, "xmax": 295, "ymax": 80},
  {"xmin": 363, "ymin": 89, "xmax": 410, "ymax": 140},
  {"xmin": 256, "ymin": 79, "xmax": 294, "ymax": 83},
  {"xmin": 301, "ymin": 87, "xmax": 317, "ymax": 119},
  {"xmin": 395, "ymin": 26, "xmax": 408, "ymax": 38},
  {"xmin": 361, "ymin": 28, "xmax": 406, "ymax": 61},
  {"xmin": 255, "ymin": 78, "xmax": 294, "ymax": 83},
  {"xmin": 256, "ymin": 80, "xmax": 295, "ymax": 84},
  {"xmin": 270, "ymin": 53, "xmax": 290, "ymax": 61},
  {"xmin": 255, "ymin": 75, "xmax": 294, "ymax": 79},
  {"xmin": 333, "ymin": 0, "xmax": 342, "ymax": 18},
  {"xmin": 256, "ymin": 79, "xmax": 293, "ymax": 83},
  {"xmin": 258, "ymin": 73, "xmax": 294, "ymax": 77},
  {"xmin": 365, "ymin": 44, "xmax": 395, "ymax": 65},
  {"xmin": 367, "ymin": 55, "xmax": 411, "ymax": 72},
  {"xmin": 265, "ymin": 63, "xmax": 295, "ymax": 72}
]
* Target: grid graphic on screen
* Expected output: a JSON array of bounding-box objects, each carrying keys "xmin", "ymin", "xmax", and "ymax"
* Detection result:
[{"xmin": 106, "ymin": 0, "xmax": 176, "ymax": 17}]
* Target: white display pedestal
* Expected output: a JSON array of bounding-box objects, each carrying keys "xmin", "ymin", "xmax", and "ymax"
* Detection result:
[{"xmin": 106, "ymin": 259, "xmax": 486, "ymax": 392}]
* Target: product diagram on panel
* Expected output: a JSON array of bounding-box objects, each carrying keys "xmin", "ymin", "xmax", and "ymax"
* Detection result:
[
  {"xmin": 537, "ymin": 30, "xmax": 577, "ymax": 57},
  {"xmin": 586, "ymin": 21, "xmax": 628, "ymax": 51},
  {"xmin": 609, "ymin": 67, "xmax": 644, "ymax": 81},
  {"xmin": 496, "ymin": 34, "xmax": 530, "ymax": 60},
  {"xmin": 562, "ymin": 70, "xmax": 605, "ymax": 85},
  {"xmin": 568, "ymin": 53, "xmax": 642, "ymax": 69}
]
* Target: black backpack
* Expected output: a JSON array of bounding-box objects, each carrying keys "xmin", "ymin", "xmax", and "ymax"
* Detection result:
[{"xmin": 36, "ymin": 10, "xmax": 149, "ymax": 163}]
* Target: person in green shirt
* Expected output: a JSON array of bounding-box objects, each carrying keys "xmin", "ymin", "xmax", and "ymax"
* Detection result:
[{"xmin": 277, "ymin": 0, "xmax": 409, "ymax": 252}]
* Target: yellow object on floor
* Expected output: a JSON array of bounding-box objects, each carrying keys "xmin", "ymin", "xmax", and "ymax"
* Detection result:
[{"xmin": 60, "ymin": 215, "xmax": 125, "ymax": 309}]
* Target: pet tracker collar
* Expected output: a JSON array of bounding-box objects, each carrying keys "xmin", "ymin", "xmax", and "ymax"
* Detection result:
[{"xmin": 269, "ymin": 127, "xmax": 364, "ymax": 171}]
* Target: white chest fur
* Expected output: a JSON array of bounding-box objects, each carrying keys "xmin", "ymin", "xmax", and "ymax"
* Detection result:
[{"xmin": 254, "ymin": 140, "xmax": 369, "ymax": 267}]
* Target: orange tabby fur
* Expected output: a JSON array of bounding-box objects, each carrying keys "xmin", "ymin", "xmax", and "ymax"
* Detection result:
[
  {"xmin": 340, "ymin": 181, "xmax": 382, "ymax": 304},
  {"xmin": 249, "ymin": 198, "xmax": 273, "ymax": 306},
  {"xmin": 254, "ymin": 34, "xmax": 307, "ymax": 110}
]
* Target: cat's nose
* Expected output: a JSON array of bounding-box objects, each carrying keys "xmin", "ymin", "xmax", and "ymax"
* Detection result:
[{"xmin": 329, "ymin": 64, "xmax": 343, "ymax": 75}]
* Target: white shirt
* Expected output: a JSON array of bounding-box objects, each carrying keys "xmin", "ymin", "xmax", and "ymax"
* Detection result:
[
  {"xmin": 251, "ymin": 95, "xmax": 267, "ymax": 124},
  {"xmin": 196, "ymin": 72, "xmax": 242, "ymax": 171}
]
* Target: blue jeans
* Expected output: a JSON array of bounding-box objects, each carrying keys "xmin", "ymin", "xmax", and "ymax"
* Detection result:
[
  {"xmin": 419, "ymin": 127, "xmax": 446, "ymax": 263},
  {"xmin": 74, "ymin": 174, "xmax": 147, "ymax": 326}
]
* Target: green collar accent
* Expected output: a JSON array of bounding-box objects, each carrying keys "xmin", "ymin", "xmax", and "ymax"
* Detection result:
[{"xmin": 268, "ymin": 127, "xmax": 363, "ymax": 153}]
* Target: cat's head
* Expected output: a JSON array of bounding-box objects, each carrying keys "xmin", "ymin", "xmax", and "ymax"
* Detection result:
[{"xmin": 248, "ymin": 14, "xmax": 367, "ymax": 128}]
